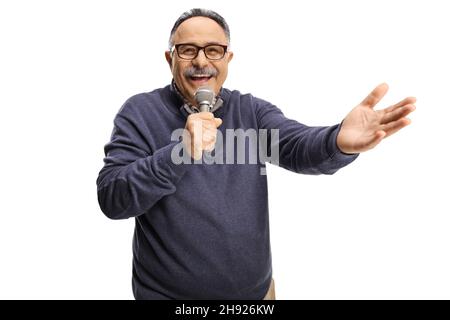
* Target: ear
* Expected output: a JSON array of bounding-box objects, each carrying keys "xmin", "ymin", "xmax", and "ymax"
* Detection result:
[
  {"xmin": 227, "ymin": 51, "xmax": 234, "ymax": 63},
  {"xmin": 165, "ymin": 51, "xmax": 173, "ymax": 68}
]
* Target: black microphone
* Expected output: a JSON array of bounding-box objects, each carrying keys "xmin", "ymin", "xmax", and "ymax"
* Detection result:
[{"xmin": 194, "ymin": 86, "xmax": 215, "ymax": 112}]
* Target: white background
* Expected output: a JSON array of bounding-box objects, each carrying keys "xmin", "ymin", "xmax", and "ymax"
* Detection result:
[{"xmin": 0, "ymin": 0, "xmax": 449, "ymax": 299}]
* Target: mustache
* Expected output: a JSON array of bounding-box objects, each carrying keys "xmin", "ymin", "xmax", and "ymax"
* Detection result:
[{"xmin": 184, "ymin": 67, "xmax": 218, "ymax": 78}]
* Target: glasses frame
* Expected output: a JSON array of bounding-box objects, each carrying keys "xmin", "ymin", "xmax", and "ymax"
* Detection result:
[{"xmin": 173, "ymin": 43, "xmax": 228, "ymax": 61}]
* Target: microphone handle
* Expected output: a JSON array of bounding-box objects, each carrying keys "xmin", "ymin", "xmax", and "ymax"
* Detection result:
[
  {"xmin": 199, "ymin": 102, "xmax": 211, "ymax": 112},
  {"xmin": 199, "ymin": 103, "xmax": 212, "ymax": 158}
]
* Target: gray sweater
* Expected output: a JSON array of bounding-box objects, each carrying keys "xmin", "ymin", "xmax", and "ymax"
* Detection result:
[{"xmin": 96, "ymin": 85, "xmax": 358, "ymax": 299}]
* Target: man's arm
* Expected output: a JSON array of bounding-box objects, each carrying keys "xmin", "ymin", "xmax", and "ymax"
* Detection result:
[
  {"xmin": 254, "ymin": 98, "xmax": 359, "ymax": 175},
  {"xmin": 254, "ymin": 83, "xmax": 416, "ymax": 175},
  {"xmin": 96, "ymin": 110, "xmax": 187, "ymax": 220}
]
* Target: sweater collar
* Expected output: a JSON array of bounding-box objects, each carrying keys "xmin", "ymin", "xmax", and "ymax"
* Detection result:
[{"xmin": 170, "ymin": 79, "xmax": 224, "ymax": 115}]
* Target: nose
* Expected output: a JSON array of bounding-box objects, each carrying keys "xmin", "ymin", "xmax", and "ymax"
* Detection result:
[{"xmin": 192, "ymin": 49, "xmax": 209, "ymax": 68}]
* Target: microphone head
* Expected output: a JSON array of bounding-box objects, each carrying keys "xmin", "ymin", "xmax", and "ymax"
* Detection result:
[{"xmin": 194, "ymin": 86, "xmax": 214, "ymax": 112}]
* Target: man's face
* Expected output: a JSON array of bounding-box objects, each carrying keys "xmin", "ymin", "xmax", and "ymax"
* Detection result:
[{"xmin": 165, "ymin": 17, "xmax": 233, "ymax": 106}]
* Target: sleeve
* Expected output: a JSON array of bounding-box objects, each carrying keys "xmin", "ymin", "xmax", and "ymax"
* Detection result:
[
  {"xmin": 254, "ymin": 98, "xmax": 359, "ymax": 175},
  {"xmin": 96, "ymin": 105, "xmax": 188, "ymax": 220}
]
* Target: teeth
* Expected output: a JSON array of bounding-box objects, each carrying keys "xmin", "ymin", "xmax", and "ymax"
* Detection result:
[{"xmin": 192, "ymin": 75, "xmax": 210, "ymax": 78}]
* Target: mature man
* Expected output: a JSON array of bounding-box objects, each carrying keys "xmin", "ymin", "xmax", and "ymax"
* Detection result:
[{"xmin": 97, "ymin": 9, "xmax": 416, "ymax": 300}]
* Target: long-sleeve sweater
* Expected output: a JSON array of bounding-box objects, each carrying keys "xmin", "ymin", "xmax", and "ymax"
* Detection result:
[{"xmin": 96, "ymin": 84, "xmax": 358, "ymax": 299}]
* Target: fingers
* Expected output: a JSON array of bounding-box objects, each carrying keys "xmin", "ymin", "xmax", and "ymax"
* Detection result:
[
  {"xmin": 381, "ymin": 117, "xmax": 412, "ymax": 138},
  {"xmin": 187, "ymin": 114, "xmax": 222, "ymax": 130},
  {"xmin": 204, "ymin": 118, "xmax": 222, "ymax": 150},
  {"xmin": 184, "ymin": 113, "xmax": 223, "ymax": 159},
  {"xmin": 360, "ymin": 83, "xmax": 389, "ymax": 108},
  {"xmin": 202, "ymin": 118, "xmax": 222, "ymax": 132},
  {"xmin": 381, "ymin": 104, "xmax": 416, "ymax": 124},
  {"xmin": 183, "ymin": 127, "xmax": 218, "ymax": 158},
  {"xmin": 196, "ymin": 112, "xmax": 223, "ymax": 127},
  {"xmin": 196, "ymin": 111, "xmax": 215, "ymax": 120},
  {"xmin": 214, "ymin": 118, "xmax": 223, "ymax": 127},
  {"xmin": 384, "ymin": 96, "xmax": 417, "ymax": 113}
]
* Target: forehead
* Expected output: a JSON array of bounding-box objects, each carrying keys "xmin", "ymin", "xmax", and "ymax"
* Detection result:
[{"xmin": 173, "ymin": 16, "xmax": 227, "ymax": 45}]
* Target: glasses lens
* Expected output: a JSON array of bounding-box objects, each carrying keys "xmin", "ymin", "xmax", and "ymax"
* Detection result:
[
  {"xmin": 177, "ymin": 45, "xmax": 198, "ymax": 59},
  {"xmin": 204, "ymin": 45, "xmax": 225, "ymax": 60}
]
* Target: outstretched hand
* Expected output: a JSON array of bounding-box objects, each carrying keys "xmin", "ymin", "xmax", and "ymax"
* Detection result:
[{"xmin": 337, "ymin": 83, "xmax": 416, "ymax": 154}]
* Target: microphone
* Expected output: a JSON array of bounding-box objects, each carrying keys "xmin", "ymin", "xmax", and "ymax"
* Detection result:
[
  {"xmin": 194, "ymin": 86, "xmax": 216, "ymax": 159},
  {"xmin": 194, "ymin": 86, "xmax": 215, "ymax": 112}
]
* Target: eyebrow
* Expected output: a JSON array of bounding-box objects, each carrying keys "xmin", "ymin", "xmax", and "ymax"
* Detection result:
[{"xmin": 177, "ymin": 41, "xmax": 227, "ymax": 46}]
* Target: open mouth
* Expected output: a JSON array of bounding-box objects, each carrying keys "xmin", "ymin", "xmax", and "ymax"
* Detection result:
[{"xmin": 188, "ymin": 75, "xmax": 213, "ymax": 84}]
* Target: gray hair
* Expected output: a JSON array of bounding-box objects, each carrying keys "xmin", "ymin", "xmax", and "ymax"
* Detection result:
[{"xmin": 168, "ymin": 8, "xmax": 230, "ymax": 49}]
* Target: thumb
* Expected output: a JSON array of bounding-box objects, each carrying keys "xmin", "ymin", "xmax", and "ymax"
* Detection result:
[
  {"xmin": 360, "ymin": 83, "xmax": 389, "ymax": 108},
  {"xmin": 214, "ymin": 118, "xmax": 223, "ymax": 127}
]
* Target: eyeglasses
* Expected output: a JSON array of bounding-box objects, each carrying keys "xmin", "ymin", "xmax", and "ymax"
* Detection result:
[{"xmin": 173, "ymin": 43, "xmax": 228, "ymax": 60}]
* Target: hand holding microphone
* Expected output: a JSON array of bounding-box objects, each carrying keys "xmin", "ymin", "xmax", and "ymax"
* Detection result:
[{"xmin": 182, "ymin": 86, "xmax": 222, "ymax": 160}]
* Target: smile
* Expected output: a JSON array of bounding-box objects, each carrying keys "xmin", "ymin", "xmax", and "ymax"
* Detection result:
[{"xmin": 188, "ymin": 75, "xmax": 213, "ymax": 84}]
